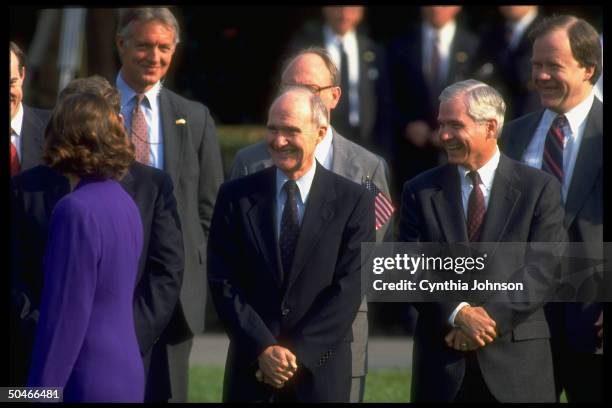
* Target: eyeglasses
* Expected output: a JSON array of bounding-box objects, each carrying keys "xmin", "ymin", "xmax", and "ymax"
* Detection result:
[{"xmin": 281, "ymin": 83, "xmax": 337, "ymax": 94}]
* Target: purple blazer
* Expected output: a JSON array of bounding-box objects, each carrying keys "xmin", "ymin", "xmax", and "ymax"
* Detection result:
[{"xmin": 27, "ymin": 178, "xmax": 144, "ymax": 402}]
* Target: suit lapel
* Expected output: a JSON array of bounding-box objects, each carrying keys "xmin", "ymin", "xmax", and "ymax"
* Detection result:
[
  {"xmin": 479, "ymin": 155, "xmax": 521, "ymax": 243},
  {"xmin": 159, "ymin": 89, "xmax": 186, "ymax": 183},
  {"xmin": 505, "ymin": 110, "xmax": 543, "ymax": 159},
  {"xmin": 330, "ymin": 129, "xmax": 361, "ymax": 179},
  {"xmin": 431, "ymin": 165, "xmax": 468, "ymax": 242},
  {"xmin": 285, "ymin": 164, "xmax": 336, "ymax": 291},
  {"xmin": 246, "ymin": 168, "xmax": 283, "ymax": 288},
  {"xmin": 564, "ymin": 99, "xmax": 602, "ymax": 227}
]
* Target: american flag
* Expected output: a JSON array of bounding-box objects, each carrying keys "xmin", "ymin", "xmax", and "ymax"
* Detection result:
[{"xmin": 363, "ymin": 177, "xmax": 395, "ymax": 230}]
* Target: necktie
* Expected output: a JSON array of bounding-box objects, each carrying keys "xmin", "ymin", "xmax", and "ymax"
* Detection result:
[
  {"xmin": 10, "ymin": 128, "xmax": 20, "ymax": 176},
  {"xmin": 429, "ymin": 32, "xmax": 441, "ymax": 89},
  {"xmin": 279, "ymin": 180, "xmax": 300, "ymax": 279},
  {"xmin": 541, "ymin": 114, "xmax": 567, "ymax": 184},
  {"xmin": 504, "ymin": 23, "xmax": 514, "ymax": 48},
  {"xmin": 331, "ymin": 40, "xmax": 353, "ymax": 139},
  {"xmin": 131, "ymin": 94, "xmax": 150, "ymax": 165},
  {"xmin": 467, "ymin": 171, "xmax": 485, "ymax": 242}
]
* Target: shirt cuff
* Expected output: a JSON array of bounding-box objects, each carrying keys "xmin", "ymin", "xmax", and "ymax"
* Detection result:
[{"xmin": 448, "ymin": 302, "xmax": 470, "ymax": 327}]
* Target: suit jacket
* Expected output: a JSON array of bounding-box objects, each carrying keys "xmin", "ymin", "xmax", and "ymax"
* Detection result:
[
  {"xmin": 473, "ymin": 15, "xmax": 543, "ymax": 120},
  {"xmin": 10, "ymin": 163, "xmax": 184, "ymax": 399},
  {"xmin": 208, "ymin": 163, "xmax": 375, "ymax": 402},
  {"xmin": 388, "ymin": 24, "xmax": 479, "ymax": 186},
  {"xmin": 501, "ymin": 98, "xmax": 603, "ymax": 352},
  {"xmin": 17, "ymin": 105, "xmax": 51, "ymax": 172},
  {"xmin": 157, "ymin": 88, "xmax": 224, "ymax": 336},
  {"xmin": 287, "ymin": 22, "xmax": 393, "ymax": 158},
  {"xmin": 399, "ymin": 154, "xmax": 566, "ymax": 402}
]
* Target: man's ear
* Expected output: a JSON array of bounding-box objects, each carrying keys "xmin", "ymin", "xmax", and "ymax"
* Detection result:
[
  {"xmin": 317, "ymin": 125, "xmax": 327, "ymax": 144},
  {"xmin": 486, "ymin": 119, "xmax": 498, "ymax": 139},
  {"xmin": 20, "ymin": 65, "xmax": 26, "ymax": 82},
  {"xmin": 584, "ymin": 65, "xmax": 595, "ymax": 83},
  {"xmin": 116, "ymin": 35, "xmax": 125, "ymax": 58},
  {"xmin": 329, "ymin": 86, "xmax": 341, "ymax": 109}
]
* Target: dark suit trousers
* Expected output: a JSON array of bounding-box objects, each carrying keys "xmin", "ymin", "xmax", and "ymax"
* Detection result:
[{"xmin": 454, "ymin": 353, "xmax": 498, "ymax": 403}]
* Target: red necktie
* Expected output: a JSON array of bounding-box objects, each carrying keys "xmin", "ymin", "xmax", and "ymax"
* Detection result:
[
  {"xmin": 541, "ymin": 115, "xmax": 567, "ymax": 184},
  {"xmin": 467, "ymin": 171, "xmax": 485, "ymax": 242},
  {"xmin": 10, "ymin": 128, "xmax": 20, "ymax": 176},
  {"xmin": 131, "ymin": 94, "xmax": 150, "ymax": 165}
]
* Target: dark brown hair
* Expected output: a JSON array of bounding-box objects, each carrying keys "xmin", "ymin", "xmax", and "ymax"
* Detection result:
[
  {"xmin": 44, "ymin": 92, "xmax": 134, "ymax": 180},
  {"xmin": 529, "ymin": 15, "xmax": 602, "ymax": 84},
  {"xmin": 9, "ymin": 41, "xmax": 26, "ymax": 73}
]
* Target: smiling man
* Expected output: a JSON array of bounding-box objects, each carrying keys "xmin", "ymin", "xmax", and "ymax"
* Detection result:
[
  {"xmin": 501, "ymin": 15, "xmax": 603, "ymax": 403},
  {"xmin": 400, "ymin": 79, "xmax": 566, "ymax": 402},
  {"xmin": 114, "ymin": 7, "xmax": 224, "ymax": 403},
  {"xmin": 208, "ymin": 87, "xmax": 374, "ymax": 402}
]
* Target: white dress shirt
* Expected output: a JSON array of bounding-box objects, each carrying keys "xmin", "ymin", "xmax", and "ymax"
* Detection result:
[
  {"xmin": 422, "ymin": 20, "xmax": 456, "ymax": 87},
  {"xmin": 10, "ymin": 102, "xmax": 24, "ymax": 161},
  {"xmin": 522, "ymin": 90, "xmax": 595, "ymax": 203},
  {"xmin": 449, "ymin": 146, "xmax": 501, "ymax": 326},
  {"xmin": 324, "ymin": 25, "xmax": 360, "ymax": 127},
  {"xmin": 117, "ymin": 72, "xmax": 165, "ymax": 169},
  {"xmin": 315, "ymin": 126, "xmax": 334, "ymax": 170},
  {"xmin": 275, "ymin": 162, "xmax": 317, "ymax": 239}
]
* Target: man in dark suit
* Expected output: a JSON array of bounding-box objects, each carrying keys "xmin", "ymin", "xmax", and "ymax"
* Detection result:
[
  {"xmin": 115, "ymin": 8, "xmax": 224, "ymax": 401},
  {"xmin": 286, "ymin": 6, "xmax": 392, "ymax": 159},
  {"xmin": 473, "ymin": 6, "xmax": 542, "ymax": 121},
  {"xmin": 500, "ymin": 15, "xmax": 603, "ymax": 402},
  {"xmin": 388, "ymin": 6, "xmax": 479, "ymax": 193},
  {"xmin": 400, "ymin": 79, "xmax": 566, "ymax": 402},
  {"xmin": 208, "ymin": 87, "xmax": 375, "ymax": 402},
  {"xmin": 230, "ymin": 47, "xmax": 394, "ymax": 402},
  {"xmin": 10, "ymin": 77, "xmax": 185, "ymax": 402},
  {"xmin": 9, "ymin": 41, "xmax": 50, "ymax": 176}
]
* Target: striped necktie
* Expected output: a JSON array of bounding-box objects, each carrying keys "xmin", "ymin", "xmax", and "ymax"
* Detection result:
[{"xmin": 541, "ymin": 114, "xmax": 567, "ymax": 184}]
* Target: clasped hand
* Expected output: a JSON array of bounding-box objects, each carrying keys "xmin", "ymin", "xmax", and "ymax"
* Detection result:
[
  {"xmin": 256, "ymin": 345, "xmax": 298, "ymax": 388},
  {"xmin": 445, "ymin": 305, "xmax": 497, "ymax": 351}
]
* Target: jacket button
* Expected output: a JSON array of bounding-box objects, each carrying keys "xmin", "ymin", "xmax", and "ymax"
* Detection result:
[{"xmin": 281, "ymin": 308, "xmax": 290, "ymax": 316}]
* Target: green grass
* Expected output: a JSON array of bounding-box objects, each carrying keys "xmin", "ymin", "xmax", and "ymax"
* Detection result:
[{"xmin": 188, "ymin": 365, "xmax": 411, "ymax": 402}]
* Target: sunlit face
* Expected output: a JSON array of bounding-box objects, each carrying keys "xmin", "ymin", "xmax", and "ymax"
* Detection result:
[
  {"xmin": 437, "ymin": 95, "xmax": 497, "ymax": 171},
  {"xmin": 281, "ymin": 53, "xmax": 341, "ymax": 112},
  {"xmin": 322, "ymin": 6, "xmax": 364, "ymax": 36},
  {"xmin": 116, "ymin": 20, "xmax": 176, "ymax": 93},
  {"xmin": 10, "ymin": 50, "xmax": 25, "ymax": 120},
  {"xmin": 421, "ymin": 6, "xmax": 461, "ymax": 29},
  {"xmin": 531, "ymin": 28, "xmax": 594, "ymax": 114},
  {"xmin": 266, "ymin": 92, "xmax": 325, "ymax": 180}
]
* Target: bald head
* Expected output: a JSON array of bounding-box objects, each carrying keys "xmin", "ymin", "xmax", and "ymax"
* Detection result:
[
  {"xmin": 281, "ymin": 49, "xmax": 342, "ymax": 113},
  {"xmin": 267, "ymin": 87, "xmax": 328, "ymax": 180}
]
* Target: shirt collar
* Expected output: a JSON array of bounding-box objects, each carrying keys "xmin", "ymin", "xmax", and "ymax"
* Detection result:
[
  {"xmin": 11, "ymin": 102, "xmax": 24, "ymax": 136},
  {"xmin": 276, "ymin": 160, "xmax": 318, "ymax": 205},
  {"xmin": 323, "ymin": 24, "xmax": 358, "ymax": 52},
  {"xmin": 458, "ymin": 145, "xmax": 501, "ymax": 191},
  {"xmin": 116, "ymin": 71, "xmax": 162, "ymax": 111},
  {"xmin": 314, "ymin": 126, "xmax": 333, "ymax": 166},
  {"xmin": 543, "ymin": 89, "xmax": 595, "ymax": 136},
  {"xmin": 423, "ymin": 20, "xmax": 456, "ymax": 50}
]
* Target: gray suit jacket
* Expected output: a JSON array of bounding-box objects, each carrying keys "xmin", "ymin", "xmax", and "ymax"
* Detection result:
[
  {"xmin": 229, "ymin": 127, "xmax": 393, "ymax": 377},
  {"xmin": 158, "ymin": 88, "xmax": 224, "ymax": 336}
]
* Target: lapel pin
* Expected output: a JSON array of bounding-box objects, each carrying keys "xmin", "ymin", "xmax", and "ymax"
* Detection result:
[{"xmin": 175, "ymin": 118, "xmax": 186, "ymax": 125}]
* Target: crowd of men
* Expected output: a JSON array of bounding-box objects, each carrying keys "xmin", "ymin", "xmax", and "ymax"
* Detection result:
[{"xmin": 10, "ymin": 5, "xmax": 604, "ymax": 403}]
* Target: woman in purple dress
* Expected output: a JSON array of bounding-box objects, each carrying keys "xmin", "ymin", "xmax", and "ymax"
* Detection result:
[{"xmin": 27, "ymin": 92, "xmax": 145, "ymax": 402}]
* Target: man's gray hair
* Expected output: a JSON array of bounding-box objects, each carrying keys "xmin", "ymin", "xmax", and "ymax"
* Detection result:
[
  {"xmin": 275, "ymin": 86, "xmax": 329, "ymax": 129},
  {"xmin": 117, "ymin": 7, "xmax": 180, "ymax": 44},
  {"xmin": 439, "ymin": 79, "xmax": 506, "ymax": 137}
]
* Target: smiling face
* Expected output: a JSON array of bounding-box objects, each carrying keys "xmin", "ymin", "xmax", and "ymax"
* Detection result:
[
  {"xmin": 531, "ymin": 28, "xmax": 594, "ymax": 114},
  {"xmin": 10, "ymin": 50, "xmax": 24, "ymax": 120},
  {"xmin": 266, "ymin": 92, "xmax": 325, "ymax": 180},
  {"xmin": 437, "ymin": 95, "xmax": 497, "ymax": 171},
  {"xmin": 116, "ymin": 19, "xmax": 176, "ymax": 93}
]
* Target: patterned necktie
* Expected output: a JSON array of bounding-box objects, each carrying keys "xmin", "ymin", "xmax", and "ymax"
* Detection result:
[
  {"xmin": 279, "ymin": 180, "xmax": 300, "ymax": 279},
  {"xmin": 131, "ymin": 94, "xmax": 150, "ymax": 165},
  {"xmin": 467, "ymin": 171, "xmax": 485, "ymax": 242},
  {"xmin": 10, "ymin": 128, "xmax": 20, "ymax": 176},
  {"xmin": 541, "ymin": 114, "xmax": 567, "ymax": 184}
]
